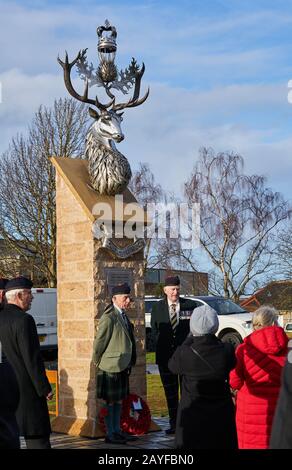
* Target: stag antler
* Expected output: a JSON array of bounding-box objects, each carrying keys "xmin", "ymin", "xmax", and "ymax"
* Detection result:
[
  {"xmin": 57, "ymin": 50, "xmax": 114, "ymax": 111},
  {"xmin": 112, "ymin": 62, "xmax": 150, "ymax": 111}
]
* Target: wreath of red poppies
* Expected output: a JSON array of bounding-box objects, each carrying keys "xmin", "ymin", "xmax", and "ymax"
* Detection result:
[{"xmin": 99, "ymin": 393, "xmax": 151, "ymax": 435}]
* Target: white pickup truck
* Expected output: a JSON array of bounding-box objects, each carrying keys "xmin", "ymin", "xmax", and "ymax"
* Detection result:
[{"xmin": 29, "ymin": 288, "xmax": 57, "ymax": 358}]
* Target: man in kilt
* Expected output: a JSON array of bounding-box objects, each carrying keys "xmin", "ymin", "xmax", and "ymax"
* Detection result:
[{"xmin": 92, "ymin": 283, "xmax": 137, "ymax": 444}]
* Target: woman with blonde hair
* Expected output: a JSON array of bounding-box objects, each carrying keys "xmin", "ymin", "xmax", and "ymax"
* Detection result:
[{"xmin": 230, "ymin": 305, "xmax": 288, "ymax": 449}]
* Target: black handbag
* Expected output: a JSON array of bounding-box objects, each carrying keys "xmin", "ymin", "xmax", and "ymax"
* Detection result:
[{"xmin": 190, "ymin": 346, "xmax": 217, "ymax": 374}]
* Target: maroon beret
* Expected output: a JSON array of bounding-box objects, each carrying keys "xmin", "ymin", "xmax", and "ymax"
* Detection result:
[{"xmin": 164, "ymin": 276, "xmax": 180, "ymax": 287}]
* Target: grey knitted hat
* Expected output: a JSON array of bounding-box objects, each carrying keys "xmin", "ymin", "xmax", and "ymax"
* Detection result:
[{"xmin": 190, "ymin": 304, "xmax": 219, "ymax": 335}]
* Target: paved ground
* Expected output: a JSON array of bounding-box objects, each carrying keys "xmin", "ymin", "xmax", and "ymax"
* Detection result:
[
  {"xmin": 146, "ymin": 364, "xmax": 159, "ymax": 375},
  {"xmin": 20, "ymin": 417, "xmax": 175, "ymax": 449}
]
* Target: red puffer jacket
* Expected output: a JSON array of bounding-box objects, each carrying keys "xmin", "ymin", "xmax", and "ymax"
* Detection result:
[{"xmin": 229, "ymin": 325, "xmax": 288, "ymax": 449}]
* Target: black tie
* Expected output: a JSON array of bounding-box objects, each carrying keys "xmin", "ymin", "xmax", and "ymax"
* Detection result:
[{"xmin": 121, "ymin": 311, "xmax": 130, "ymax": 333}]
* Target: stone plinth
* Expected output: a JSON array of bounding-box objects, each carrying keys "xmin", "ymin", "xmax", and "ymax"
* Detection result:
[{"xmin": 50, "ymin": 157, "xmax": 158, "ymax": 437}]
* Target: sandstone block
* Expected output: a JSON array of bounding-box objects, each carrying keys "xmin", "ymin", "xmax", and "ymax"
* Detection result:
[
  {"xmin": 62, "ymin": 321, "xmax": 93, "ymax": 339},
  {"xmin": 57, "ymin": 339, "xmax": 76, "ymax": 358},
  {"xmin": 76, "ymin": 340, "xmax": 94, "ymax": 358},
  {"xmin": 59, "ymin": 282, "xmax": 90, "ymax": 301}
]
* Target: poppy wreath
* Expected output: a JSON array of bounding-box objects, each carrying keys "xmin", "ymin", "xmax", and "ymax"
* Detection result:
[
  {"xmin": 98, "ymin": 393, "xmax": 151, "ymax": 435},
  {"xmin": 121, "ymin": 393, "xmax": 151, "ymax": 435}
]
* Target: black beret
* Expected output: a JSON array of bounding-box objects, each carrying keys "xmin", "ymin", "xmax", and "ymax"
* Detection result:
[
  {"xmin": 111, "ymin": 283, "xmax": 131, "ymax": 296},
  {"xmin": 5, "ymin": 276, "xmax": 33, "ymax": 292},
  {"xmin": 164, "ymin": 275, "xmax": 180, "ymax": 287},
  {"xmin": 0, "ymin": 278, "xmax": 8, "ymax": 290}
]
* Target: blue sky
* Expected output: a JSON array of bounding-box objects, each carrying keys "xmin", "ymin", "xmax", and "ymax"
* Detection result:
[{"xmin": 1, "ymin": 0, "xmax": 292, "ymax": 201}]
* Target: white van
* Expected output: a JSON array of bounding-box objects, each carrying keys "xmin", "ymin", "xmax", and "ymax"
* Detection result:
[{"xmin": 29, "ymin": 288, "xmax": 57, "ymax": 357}]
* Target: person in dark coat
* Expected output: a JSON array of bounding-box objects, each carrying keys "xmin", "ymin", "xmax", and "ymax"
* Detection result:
[
  {"xmin": 151, "ymin": 276, "xmax": 197, "ymax": 434},
  {"xmin": 270, "ymin": 348, "xmax": 292, "ymax": 449},
  {"xmin": 0, "ymin": 278, "xmax": 20, "ymax": 449},
  {"xmin": 92, "ymin": 283, "xmax": 137, "ymax": 444},
  {"xmin": 0, "ymin": 278, "xmax": 8, "ymax": 310},
  {"xmin": 168, "ymin": 304, "xmax": 238, "ymax": 449},
  {"xmin": 0, "ymin": 277, "xmax": 53, "ymax": 449}
]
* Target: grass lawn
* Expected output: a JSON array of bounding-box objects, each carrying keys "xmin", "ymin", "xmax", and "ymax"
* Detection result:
[
  {"xmin": 48, "ymin": 376, "xmax": 167, "ymax": 419},
  {"xmin": 48, "ymin": 383, "xmax": 56, "ymax": 419},
  {"xmin": 146, "ymin": 375, "xmax": 168, "ymax": 417},
  {"xmin": 146, "ymin": 352, "xmax": 155, "ymax": 364},
  {"xmin": 47, "ymin": 352, "xmax": 168, "ymax": 419},
  {"xmin": 146, "ymin": 351, "xmax": 168, "ymax": 417}
]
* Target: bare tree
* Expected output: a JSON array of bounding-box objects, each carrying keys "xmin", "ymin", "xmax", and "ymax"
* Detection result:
[
  {"xmin": 129, "ymin": 162, "xmax": 168, "ymax": 271},
  {"xmin": 274, "ymin": 222, "xmax": 292, "ymax": 279},
  {"xmin": 128, "ymin": 163, "xmax": 164, "ymax": 208},
  {"xmin": 0, "ymin": 98, "xmax": 89, "ymax": 286},
  {"xmin": 129, "ymin": 163, "xmax": 189, "ymax": 272},
  {"xmin": 184, "ymin": 147, "xmax": 291, "ymax": 301},
  {"xmin": 129, "ymin": 162, "xmax": 207, "ymax": 277}
]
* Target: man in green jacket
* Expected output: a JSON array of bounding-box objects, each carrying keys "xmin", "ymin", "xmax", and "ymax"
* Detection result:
[{"xmin": 92, "ymin": 283, "xmax": 136, "ymax": 444}]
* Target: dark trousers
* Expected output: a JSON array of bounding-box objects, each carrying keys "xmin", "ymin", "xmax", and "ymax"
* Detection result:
[
  {"xmin": 25, "ymin": 436, "xmax": 51, "ymax": 449},
  {"xmin": 158, "ymin": 365, "xmax": 182, "ymax": 429},
  {"xmin": 0, "ymin": 435, "xmax": 20, "ymax": 449}
]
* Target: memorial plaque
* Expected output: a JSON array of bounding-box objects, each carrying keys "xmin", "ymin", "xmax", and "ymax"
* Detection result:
[{"xmin": 105, "ymin": 267, "xmax": 134, "ymax": 296}]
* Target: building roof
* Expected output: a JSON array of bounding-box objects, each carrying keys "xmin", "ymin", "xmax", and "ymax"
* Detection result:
[{"xmin": 240, "ymin": 280, "xmax": 292, "ymax": 311}]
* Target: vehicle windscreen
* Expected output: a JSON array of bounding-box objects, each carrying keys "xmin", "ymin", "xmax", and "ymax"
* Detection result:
[
  {"xmin": 145, "ymin": 301, "xmax": 155, "ymax": 313},
  {"xmin": 205, "ymin": 299, "xmax": 247, "ymax": 315}
]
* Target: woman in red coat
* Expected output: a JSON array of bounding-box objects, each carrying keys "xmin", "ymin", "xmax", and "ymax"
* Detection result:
[{"xmin": 230, "ymin": 305, "xmax": 288, "ymax": 449}]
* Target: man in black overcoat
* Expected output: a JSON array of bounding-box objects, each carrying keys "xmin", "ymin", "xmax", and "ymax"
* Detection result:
[
  {"xmin": 151, "ymin": 276, "xmax": 197, "ymax": 434},
  {"xmin": 0, "ymin": 278, "xmax": 20, "ymax": 449},
  {"xmin": 0, "ymin": 277, "xmax": 53, "ymax": 449}
]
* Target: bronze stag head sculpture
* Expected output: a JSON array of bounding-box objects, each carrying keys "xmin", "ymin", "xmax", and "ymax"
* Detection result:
[{"xmin": 57, "ymin": 44, "xmax": 149, "ymax": 195}]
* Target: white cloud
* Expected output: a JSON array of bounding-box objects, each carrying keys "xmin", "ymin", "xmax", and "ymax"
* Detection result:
[
  {"xmin": 0, "ymin": 68, "xmax": 65, "ymax": 150},
  {"xmin": 1, "ymin": 1, "xmax": 289, "ymax": 82},
  {"xmin": 177, "ymin": 10, "xmax": 292, "ymax": 38},
  {"xmin": 118, "ymin": 81, "xmax": 292, "ymax": 200},
  {"xmin": 1, "ymin": 66, "xmax": 291, "ymax": 201},
  {"xmin": 0, "ymin": 1, "xmax": 291, "ymax": 203}
]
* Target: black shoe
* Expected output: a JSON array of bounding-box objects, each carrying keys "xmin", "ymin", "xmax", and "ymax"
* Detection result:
[
  {"xmin": 104, "ymin": 434, "xmax": 127, "ymax": 444},
  {"xmin": 116, "ymin": 431, "xmax": 138, "ymax": 441},
  {"xmin": 165, "ymin": 427, "xmax": 175, "ymax": 435}
]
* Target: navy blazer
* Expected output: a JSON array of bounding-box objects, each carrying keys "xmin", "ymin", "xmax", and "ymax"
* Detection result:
[{"xmin": 151, "ymin": 297, "xmax": 197, "ymax": 366}]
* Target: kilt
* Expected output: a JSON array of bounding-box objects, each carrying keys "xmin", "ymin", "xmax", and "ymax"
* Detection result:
[{"xmin": 96, "ymin": 369, "xmax": 129, "ymax": 402}]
